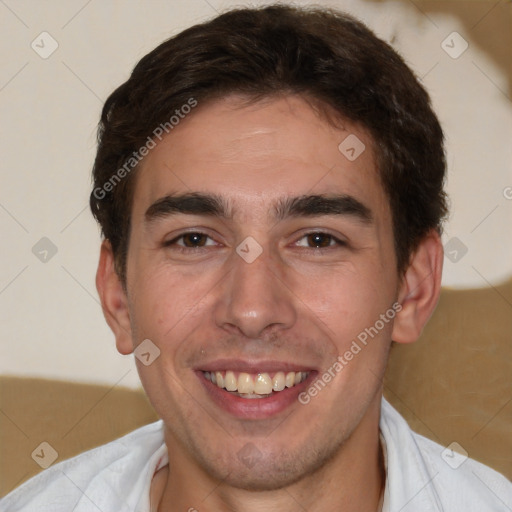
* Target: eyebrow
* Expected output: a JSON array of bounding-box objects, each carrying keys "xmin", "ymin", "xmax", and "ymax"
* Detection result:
[
  {"xmin": 144, "ymin": 192, "xmax": 373, "ymax": 224},
  {"xmin": 274, "ymin": 194, "xmax": 372, "ymax": 223}
]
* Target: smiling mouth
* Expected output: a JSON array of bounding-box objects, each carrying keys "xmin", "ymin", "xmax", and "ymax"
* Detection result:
[{"xmin": 202, "ymin": 370, "xmax": 310, "ymax": 399}]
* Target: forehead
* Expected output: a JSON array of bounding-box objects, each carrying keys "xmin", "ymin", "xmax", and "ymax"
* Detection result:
[{"xmin": 132, "ymin": 94, "xmax": 389, "ymax": 221}]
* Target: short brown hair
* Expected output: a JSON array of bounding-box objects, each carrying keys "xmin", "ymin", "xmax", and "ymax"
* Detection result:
[{"xmin": 90, "ymin": 4, "xmax": 448, "ymax": 283}]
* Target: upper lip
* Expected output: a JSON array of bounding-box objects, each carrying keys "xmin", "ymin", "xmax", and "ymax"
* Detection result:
[{"xmin": 196, "ymin": 359, "xmax": 316, "ymax": 374}]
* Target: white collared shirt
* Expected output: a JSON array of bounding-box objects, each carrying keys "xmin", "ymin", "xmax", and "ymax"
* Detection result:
[{"xmin": 1, "ymin": 398, "xmax": 510, "ymax": 511}]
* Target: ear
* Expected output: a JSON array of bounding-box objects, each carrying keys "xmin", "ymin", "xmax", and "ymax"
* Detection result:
[
  {"xmin": 96, "ymin": 240, "xmax": 134, "ymax": 355},
  {"xmin": 392, "ymin": 230, "xmax": 444, "ymax": 344}
]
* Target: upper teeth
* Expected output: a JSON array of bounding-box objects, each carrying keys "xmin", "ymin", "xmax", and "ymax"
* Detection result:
[{"xmin": 203, "ymin": 370, "xmax": 309, "ymax": 395}]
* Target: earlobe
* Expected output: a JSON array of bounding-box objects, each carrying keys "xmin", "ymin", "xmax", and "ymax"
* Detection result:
[
  {"xmin": 391, "ymin": 230, "xmax": 444, "ymax": 344},
  {"xmin": 96, "ymin": 240, "xmax": 134, "ymax": 355}
]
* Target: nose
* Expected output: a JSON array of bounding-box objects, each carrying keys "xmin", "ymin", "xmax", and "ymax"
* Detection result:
[{"xmin": 213, "ymin": 244, "xmax": 297, "ymax": 339}]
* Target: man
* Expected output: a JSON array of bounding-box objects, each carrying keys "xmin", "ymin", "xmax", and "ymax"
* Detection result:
[{"xmin": 2, "ymin": 4, "xmax": 511, "ymax": 512}]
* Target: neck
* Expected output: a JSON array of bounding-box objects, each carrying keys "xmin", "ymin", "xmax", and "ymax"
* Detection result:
[{"xmin": 156, "ymin": 398, "xmax": 384, "ymax": 512}]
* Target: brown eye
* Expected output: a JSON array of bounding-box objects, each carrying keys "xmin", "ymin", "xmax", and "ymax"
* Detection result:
[
  {"xmin": 164, "ymin": 232, "xmax": 216, "ymax": 249},
  {"xmin": 306, "ymin": 233, "xmax": 334, "ymax": 248},
  {"xmin": 181, "ymin": 233, "xmax": 208, "ymax": 247},
  {"xmin": 294, "ymin": 232, "xmax": 346, "ymax": 250}
]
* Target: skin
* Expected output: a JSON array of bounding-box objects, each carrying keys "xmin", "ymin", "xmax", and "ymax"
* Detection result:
[{"xmin": 97, "ymin": 94, "xmax": 443, "ymax": 511}]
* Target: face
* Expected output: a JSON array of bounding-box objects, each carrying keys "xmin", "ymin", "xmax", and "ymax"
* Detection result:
[{"xmin": 116, "ymin": 95, "xmax": 402, "ymax": 490}]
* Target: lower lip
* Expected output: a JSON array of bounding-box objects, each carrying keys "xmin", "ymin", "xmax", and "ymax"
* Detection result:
[{"xmin": 196, "ymin": 371, "xmax": 316, "ymax": 420}]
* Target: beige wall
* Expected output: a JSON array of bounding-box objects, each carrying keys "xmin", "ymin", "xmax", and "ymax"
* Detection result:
[{"xmin": 1, "ymin": 0, "xmax": 511, "ymax": 388}]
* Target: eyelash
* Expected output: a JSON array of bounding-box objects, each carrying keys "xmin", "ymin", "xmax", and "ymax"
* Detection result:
[{"xmin": 163, "ymin": 231, "xmax": 346, "ymax": 251}]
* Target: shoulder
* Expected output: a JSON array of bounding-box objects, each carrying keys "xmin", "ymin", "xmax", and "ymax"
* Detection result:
[
  {"xmin": 0, "ymin": 420, "xmax": 165, "ymax": 512},
  {"xmin": 380, "ymin": 398, "xmax": 512, "ymax": 512},
  {"xmin": 413, "ymin": 433, "xmax": 512, "ymax": 510}
]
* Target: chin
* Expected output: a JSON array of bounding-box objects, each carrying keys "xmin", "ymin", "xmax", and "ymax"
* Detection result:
[
  {"xmin": 198, "ymin": 442, "xmax": 339, "ymax": 492},
  {"xmin": 214, "ymin": 466, "xmax": 306, "ymax": 492}
]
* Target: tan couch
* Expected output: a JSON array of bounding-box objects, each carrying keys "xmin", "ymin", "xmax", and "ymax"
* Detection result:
[{"xmin": 1, "ymin": 279, "xmax": 511, "ymax": 497}]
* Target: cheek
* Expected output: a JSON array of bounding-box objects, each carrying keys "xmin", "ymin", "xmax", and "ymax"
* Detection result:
[
  {"xmin": 296, "ymin": 263, "xmax": 397, "ymax": 346},
  {"xmin": 128, "ymin": 267, "xmax": 191, "ymax": 338},
  {"xmin": 128, "ymin": 260, "xmax": 225, "ymax": 359}
]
